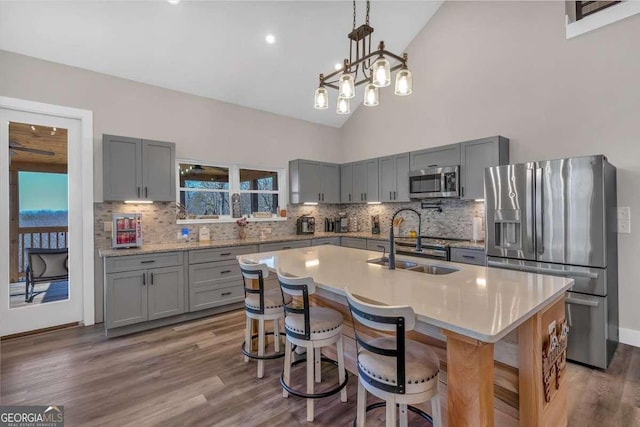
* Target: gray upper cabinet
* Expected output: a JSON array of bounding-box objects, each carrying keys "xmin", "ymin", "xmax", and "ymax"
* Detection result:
[
  {"xmin": 320, "ymin": 163, "xmax": 340, "ymax": 203},
  {"xmin": 289, "ymin": 159, "xmax": 340, "ymax": 204},
  {"xmin": 340, "ymin": 163, "xmax": 354, "ymax": 203},
  {"xmin": 142, "ymin": 140, "xmax": 176, "ymax": 201},
  {"xmin": 103, "ymin": 134, "xmax": 176, "ymax": 202},
  {"xmin": 379, "ymin": 153, "xmax": 410, "ymax": 203},
  {"xmin": 103, "ymin": 135, "xmax": 142, "ymax": 201},
  {"xmin": 460, "ymin": 136, "xmax": 509, "ymax": 200},
  {"xmin": 352, "ymin": 159, "xmax": 379, "ymax": 203},
  {"xmin": 410, "ymin": 144, "xmax": 461, "ymax": 170}
]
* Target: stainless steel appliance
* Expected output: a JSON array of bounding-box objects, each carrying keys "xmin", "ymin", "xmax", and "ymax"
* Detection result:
[
  {"xmin": 296, "ymin": 215, "xmax": 315, "ymax": 235},
  {"xmin": 409, "ymin": 165, "xmax": 459, "ymax": 199},
  {"xmin": 394, "ymin": 237, "xmax": 458, "ymax": 261},
  {"xmin": 112, "ymin": 213, "xmax": 142, "ymax": 248},
  {"xmin": 484, "ymin": 155, "xmax": 618, "ymax": 369},
  {"xmin": 338, "ymin": 216, "xmax": 349, "ymax": 233}
]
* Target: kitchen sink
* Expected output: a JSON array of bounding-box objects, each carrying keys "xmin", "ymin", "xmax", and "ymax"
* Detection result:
[
  {"xmin": 407, "ymin": 265, "xmax": 459, "ymax": 275},
  {"xmin": 367, "ymin": 258, "xmax": 418, "ymax": 269}
]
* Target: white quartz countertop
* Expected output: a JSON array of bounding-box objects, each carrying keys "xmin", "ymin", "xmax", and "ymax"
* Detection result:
[{"xmin": 238, "ymin": 246, "xmax": 573, "ymax": 343}]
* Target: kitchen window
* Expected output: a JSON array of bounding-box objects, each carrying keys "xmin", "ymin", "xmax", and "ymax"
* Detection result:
[{"xmin": 177, "ymin": 161, "xmax": 285, "ymax": 223}]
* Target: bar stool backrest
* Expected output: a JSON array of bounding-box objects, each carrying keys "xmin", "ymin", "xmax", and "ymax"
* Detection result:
[
  {"xmin": 277, "ymin": 270, "xmax": 317, "ymax": 340},
  {"xmin": 345, "ymin": 288, "xmax": 416, "ymax": 394},
  {"xmin": 239, "ymin": 259, "xmax": 271, "ymax": 315}
]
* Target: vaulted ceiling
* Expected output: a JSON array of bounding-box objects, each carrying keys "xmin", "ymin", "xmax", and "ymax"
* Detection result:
[{"xmin": 0, "ymin": 1, "xmax": 442, "ymax": 128}]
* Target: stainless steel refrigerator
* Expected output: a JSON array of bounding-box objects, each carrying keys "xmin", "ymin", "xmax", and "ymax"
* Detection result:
[{"xmin": 484, "ymin": 155, "xmax": 618, "ymax": 369}]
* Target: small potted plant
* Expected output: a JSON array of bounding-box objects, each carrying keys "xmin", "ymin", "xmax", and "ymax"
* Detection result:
[{"xmin": 236, "ymin": 217, "xmax": 249, "ymax": 239}]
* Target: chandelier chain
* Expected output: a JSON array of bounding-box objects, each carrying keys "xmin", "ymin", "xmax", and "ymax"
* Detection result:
[
  {"xmin": 366, "ymin": 0, "xmax": 370, "ymax": 26},
  {"xmin": 352, "ymin": 0, "xmax": 356, "ymax": 32}
]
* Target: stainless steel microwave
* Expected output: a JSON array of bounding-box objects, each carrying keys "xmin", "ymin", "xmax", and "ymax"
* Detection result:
[{"xmin": 409, "ymin": 165, "xmax": 459, "ymax": 198}]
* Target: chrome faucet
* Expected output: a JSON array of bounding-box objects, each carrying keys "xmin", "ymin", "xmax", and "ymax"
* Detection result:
[{"xmin": 389, "ymin": 208, "xmax": 422, "ymax": 270}]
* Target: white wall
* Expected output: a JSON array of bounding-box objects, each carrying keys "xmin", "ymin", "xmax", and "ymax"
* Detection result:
[
  {"xmin": 0, "ymin": 50, "xmax": 343, "ymax": 201},
  {"xmin": 341, "ymin": 1, "xmax": 640, "ymax": 337}
]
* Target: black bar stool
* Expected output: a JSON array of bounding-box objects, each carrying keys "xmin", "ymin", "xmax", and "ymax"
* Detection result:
[
  {"xmin": 278, "ymin": 270, "xmax": 348, "ymax": 422},
  {"xmin": 239, "ymin": 260, "xmax": 290, "ymax": 379},
  {"xmin": 345, "ymin": 288, "xmax": 442, "ymax": 427}
]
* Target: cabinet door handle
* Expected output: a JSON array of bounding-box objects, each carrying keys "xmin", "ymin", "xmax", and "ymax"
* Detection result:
[
  {"xmin": 461, "ymin": 186, "xmax": 464, "ymax": 197},
  {"xmin": 137, "ymin": 187, "xmax": 141, "ymax": 198},
  {"xmin": 322, "ymin": 193, "xmax": 324, "ymax": 201},
  {"xmin": 318, "ymin": 193, "xmax": 321, "ymax": 201},
  {"xmin": 221, "ymin": 291, "xmax": 233, "ymax": 297},
  {"xmin": 145, "ymin": 186, "xmax": 148, "ymax": 198},
  {"xmin": 428, "ymin": 164, "xmax": 438, "ymax": 168},
  {"xmin": 150, "ymin": 272, "xmax": 154, "ymax": 285},
  {"xmin": 364, "ymin": 193, "xmax": 367, "ymax": 201},
  {"xmin": 140, "ymin": 260, "xmax": 156, "ymax": 264},
  {"xmin": 390, "ymin": 191, "xmax": 392, "ymax": 200},
  {"xmin": 220, "ymin": 253, "xmax": 232, "ymax": 256},
  {"xmin": 282, "ymin": 246, "xmax": 292, "ymax": 250},
  {"xmin": 220, "ymin": 270, "xmax": 232, "ymax": 274},
  {"xmin": 394, "ymin": 191, "xmax": 397, "ymax": 200},
  {"xmin": 348, "ymin": 194, "xmax": 351, "ymax": 202},
  {"xmin": 142, "ymin": 273, "xmax": 146, "ymax": 286},
  {"xmin": 462, "ymin": 255, "xmax": 476, "ymax": 259}
]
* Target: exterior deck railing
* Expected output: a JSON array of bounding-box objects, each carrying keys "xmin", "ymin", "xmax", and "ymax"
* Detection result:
[{"xmin": 13, "ymin": 226, "xmax": 68, "ymax": 281}]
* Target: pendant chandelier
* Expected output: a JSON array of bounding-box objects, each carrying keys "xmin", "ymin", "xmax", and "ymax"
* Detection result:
[{"xmin": 314, "ymin": 0, "xmax": 413, "ymax": 114}]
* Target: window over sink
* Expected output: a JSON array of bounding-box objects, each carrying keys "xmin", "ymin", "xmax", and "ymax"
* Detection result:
[{"xmin": 177, "ymin": 161, "xmax": 285, "ymax": 223}]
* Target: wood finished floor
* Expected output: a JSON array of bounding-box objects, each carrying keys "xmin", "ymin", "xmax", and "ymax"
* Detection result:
[{"xmin": 0, "ymin": 309, "xmax": 638, "ymax": 426}]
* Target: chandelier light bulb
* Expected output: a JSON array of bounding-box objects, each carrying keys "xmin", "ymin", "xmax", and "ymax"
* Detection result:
[
  {"xmin": 372, "ymin": 56, "xmax": 391, "ymax": 87},
  {"xmin": 394, "ymin": 67, "xmax": 413, "ymax": 96},
  {"xmin": 337, "ymin": 97, "xmax": 351, "ymax": 114},
  {"xmin": 363, "ymin": 83, "xmax": 379, "ymax": 107},
  {"xmin": 314, "ymin": 86, "xmax": 329, "ymax": 109},
  {"xmin": 338, "ymin": 73, "xmax": 355, "ymax": 99}
]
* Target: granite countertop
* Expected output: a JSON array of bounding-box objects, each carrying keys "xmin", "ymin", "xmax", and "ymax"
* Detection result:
[
  {"xmin": 238, "ymin": 245, "xmax": 573, "ymax": 343},
  {"xmin": 449, "ymin": 241, "xmax": 485, "ymax": 250},
  {"xmin": 98, "ymin": 231, "xmax": 483, "ymax": 257}
]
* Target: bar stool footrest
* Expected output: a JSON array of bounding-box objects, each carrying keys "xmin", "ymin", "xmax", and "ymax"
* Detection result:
[
  {"xmin": 241, "ymin": 331, "xmax": 286, "ymax": 360},
  {"xmin": 352, "ymin": 402, "xmax": 433, "ymax": 426},
  {"xmin": 281, "ymin": 355, "xmax": 349, "ymax": 399}
]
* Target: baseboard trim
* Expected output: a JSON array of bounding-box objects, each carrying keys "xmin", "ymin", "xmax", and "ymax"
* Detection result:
[{"xmin": 619, "ymin": 328, "xmax": 640, "ymax": 348}]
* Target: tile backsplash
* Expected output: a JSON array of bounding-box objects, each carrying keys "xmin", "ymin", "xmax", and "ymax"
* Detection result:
[{"xmin": 94, "ymin": 199, "xmax": 484, "ymax": 249}]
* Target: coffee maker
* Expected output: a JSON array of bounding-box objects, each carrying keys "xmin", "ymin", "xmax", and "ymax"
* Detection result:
[
  {"xmin": 337, "ymin": 212, "xmax": 349, "ymax": 233},
  {"xmin": 296, "ymin": 215, "xmax": 315, "ymax": 235}
]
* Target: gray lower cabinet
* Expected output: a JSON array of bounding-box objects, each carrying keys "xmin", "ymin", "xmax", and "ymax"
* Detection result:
[
  {"xmin": 187, "ymin": 245, "xmax": 257, "ymax": 312},
  {"xmin": 460, "ymin": 136, "xmax": 509, "ymax": 200},
  {"xmin": 312, "ymin": 237, "xmax": 341, "ymax": 246},
  {"xmin": 103, "ymin": 135, "xmax": 176, "ymax": 202},
  {"xmin": 259, "ymin": 240, "xmax": 311, "ymax": 252},
  {"xmin": 147, "ymin": 266, "xmax": 185, "ymax": 320},
  {"xmin": 105, "ymin": 270, "xmax": 148, "ymax": 328},
  {"xmin": 367, "ymin": 239, "xmax": 390, "ymax": 253},
  {"xmin": 341, "ymin": 237, "xmax": 367, "ymax": 249},
  {"xmin": 450, "ymin": 248, "xmax": 486, "ymax": 266},
  {"xmin": 105, "ymin": 252, "xmax": 185, "ymax": 329}
]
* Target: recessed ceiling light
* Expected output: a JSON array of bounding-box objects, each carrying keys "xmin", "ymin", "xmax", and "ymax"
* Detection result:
[
  {"xmin": 265, "ymin": 34, "xmax": 276, "ymax": 44},
  {"xmin": 334, "ymin": 63, "xmax": 343, "ymax": 71},
  {"xmin": 167, "ymin": 0, "xmax": 180, "ymax": 5}
]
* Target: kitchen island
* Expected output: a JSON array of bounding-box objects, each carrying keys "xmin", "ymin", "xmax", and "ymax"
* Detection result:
[{"xmin": 238, "ymin": 245, "xmax": 574, "ymax": 426}]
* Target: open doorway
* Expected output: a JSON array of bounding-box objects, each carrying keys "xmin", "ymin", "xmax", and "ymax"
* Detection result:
[{"xmin": 8, "ymin": 123, "xmax": 69, "ymax": 308}]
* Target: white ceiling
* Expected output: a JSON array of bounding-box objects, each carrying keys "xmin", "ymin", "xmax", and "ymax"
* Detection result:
[{"xmin": 0, "ymin": 1, "xmax": 442, "ymax": 128}]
